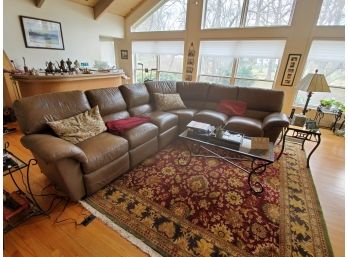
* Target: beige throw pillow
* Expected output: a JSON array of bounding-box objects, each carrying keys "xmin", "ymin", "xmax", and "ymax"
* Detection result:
[
  {"xmin": 153, "ymin": 93, "xmax": 186, "ymax": 111},
  {"xmin": 47, "ymin": 106, "xmax": 107, "ymax": 144}
]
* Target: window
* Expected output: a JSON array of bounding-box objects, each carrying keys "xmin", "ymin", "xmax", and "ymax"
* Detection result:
[
  {"xmin": 99, "ymin": 38, "xmax": 116, "ymax": 68},
  {"xmin": 202, "ymin": 0, "xmax": 295, "ymax": 29},
  {"xmin": 198, "ymin": 40, "xmax": 285, "ymax": 89},
  {"xmin": 317, "ymin": 0, "xmax": 345, "ymax": 25},
  {"xmin": 295, "ymin": 40, "xmax": 345, "ymax": 107},
  {"xmin": 131, "ymin": 0, "xmax": 188, "ymax": 32},
  {"xmin": 132, "ymin": 41, "xmax": 184, "ymax": 82}
]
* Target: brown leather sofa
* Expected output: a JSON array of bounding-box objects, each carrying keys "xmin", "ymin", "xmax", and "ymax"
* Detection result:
[{"xmin": 13, "ymin": 81, "xmax": 289, "ymax": 201}]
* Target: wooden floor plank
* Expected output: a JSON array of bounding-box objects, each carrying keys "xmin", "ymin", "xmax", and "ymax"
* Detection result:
[{"xmin": 3, "ymin": 123, "xmax": 344, "ymax": 257}]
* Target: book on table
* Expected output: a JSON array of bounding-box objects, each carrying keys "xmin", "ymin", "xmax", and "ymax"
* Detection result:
[{"xmin": 187, "ymin": 121, "xmax": 214, "ymax": 134}]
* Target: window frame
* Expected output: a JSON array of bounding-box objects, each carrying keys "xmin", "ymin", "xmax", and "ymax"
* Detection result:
[
  {"xmin": 198, "ymin": 56, "xmax": 280, "ymax": 88},
  {"xmin": 134, "ymin": 54, "xmax": 183, "ymax": 83},
  {"xmin": 202, "ymin": 0, "xmax": 296, "ymax": 29},
  {"xmin": 293, "ymin": 40, "xmax": 345, "ymax": 108}
]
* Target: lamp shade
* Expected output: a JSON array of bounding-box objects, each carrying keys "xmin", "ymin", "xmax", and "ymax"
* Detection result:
[{"xmin": 298, "ymin": 70, "xmax": 331, "ymax": 92}]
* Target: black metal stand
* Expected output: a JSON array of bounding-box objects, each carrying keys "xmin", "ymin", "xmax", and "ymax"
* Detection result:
[
  {"xmin": 277, "ymin": 126, "xmax": 321, "ymax": 168},
  {"xmin": 4, "ymin": 144, "xmax": 45, "ymax": 231},
  {"xmin": 179, "ymin": 141, "xmax": 272, "ymax": 194}
]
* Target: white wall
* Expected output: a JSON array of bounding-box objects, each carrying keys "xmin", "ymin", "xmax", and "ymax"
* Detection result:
[{"xmin": 3, "ymin": 0, "xmax": 124, "ymax": 69}]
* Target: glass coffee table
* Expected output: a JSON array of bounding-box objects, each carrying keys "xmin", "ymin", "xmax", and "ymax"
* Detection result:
[{"xmin": 179, "ymin": 129, "xmax": 274, "ymax": 194}]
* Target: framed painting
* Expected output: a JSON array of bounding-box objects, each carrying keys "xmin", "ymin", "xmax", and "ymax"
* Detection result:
[
  {"xmin": 121, "ymin": 50, "xmax": 128, "ymax": 59},
  {"xmin": 20, "ymin": 16, "xmax": 64, "ymax": 50},
  {"xmin": 281, "ymin": 54, "xmax": 301, "ymax": 86}
]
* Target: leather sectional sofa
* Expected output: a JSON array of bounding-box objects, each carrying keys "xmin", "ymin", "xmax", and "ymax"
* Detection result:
[{"xmin": 13, "ymin": 81, "xmax": 289, "ymax": 201}]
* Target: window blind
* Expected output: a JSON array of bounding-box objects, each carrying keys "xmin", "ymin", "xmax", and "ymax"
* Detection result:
[
  {"xmin": 308, "ymin": 40, "xmax": 344, "ymax": 61},
  {"xmin": 132, "ymin": 41, "xmax": 184, "ymax": 55},
  {"xmin": 199, "ymin": 40, "xmax": 286, "ymax": 58}
]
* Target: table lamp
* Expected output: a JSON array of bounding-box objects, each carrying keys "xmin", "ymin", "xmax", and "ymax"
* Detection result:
[{"xmin": 298, "ymin": 69, "xmax": 331, "ymax": 115}]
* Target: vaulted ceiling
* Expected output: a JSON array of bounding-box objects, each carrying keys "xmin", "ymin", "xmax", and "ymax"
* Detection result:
[{"xmin": 68, "ymin": 0, "xmax": 144, "ymax": 18}]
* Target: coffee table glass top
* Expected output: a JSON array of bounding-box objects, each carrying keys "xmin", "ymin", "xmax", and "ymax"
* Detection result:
[{"xmin": 179, "ymin": 129, "xmax": 274, "ymax": 162}]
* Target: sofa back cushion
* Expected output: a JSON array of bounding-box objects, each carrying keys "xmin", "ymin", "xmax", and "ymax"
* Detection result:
[
  {"xmin": 145, "ymin": 81, "xmax": 177, "ymax": 95},
  {"xmin": 119, "ymin": 83, "xmax": 152, "ymax": 116},
  {"xmin": 85, "ymin": 87, "xmax": 130, "ymax": 122},
  {"xmin": 237, "ymin": 87, "xmax": 284, "ymax": 120},
  {"xmin": 177, "ymin": 81, "xmax": 210, "ymax": 109},
  {"xmin": 13, "ymin": 90, "xmax": 91, "ymax": 135},
  {"xmin": 205, "ymin": 84, "xmax": 239, "ymax": 110}
]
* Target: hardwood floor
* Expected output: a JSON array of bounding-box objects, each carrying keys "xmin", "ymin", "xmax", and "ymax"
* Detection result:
[{"xmin": 3, "ymin": 124, "xmax": 345, "ymax": 257}]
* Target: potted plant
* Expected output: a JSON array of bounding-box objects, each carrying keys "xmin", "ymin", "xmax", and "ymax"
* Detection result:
[{"xmin": 320, "ymin": 99, "xmax": 345, "ymax": 112}]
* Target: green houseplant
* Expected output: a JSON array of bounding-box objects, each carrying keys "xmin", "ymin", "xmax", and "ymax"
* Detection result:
[{"xmin": 320, "ymin": 99, "xmax": 345, "ymax": 112}]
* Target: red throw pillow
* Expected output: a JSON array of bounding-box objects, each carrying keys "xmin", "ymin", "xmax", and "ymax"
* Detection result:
[
  {"xmin": 106, "ymin": 116, "xmax": 151, "ymax": 134},
  {"xmin": 217, "ymin": 100, "xmax": 247, "ymax": 116}
]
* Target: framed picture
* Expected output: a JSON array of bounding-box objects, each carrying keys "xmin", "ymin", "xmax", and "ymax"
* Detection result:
[
  {"xmin": 20, "ymin": 16, "xmax": 64, "ymax": 50},
  {"xmin": 281, "ymin": 54, "xmax": 301, "ymax": 86},
  {"xmin": 121, "ymin": 50, "xmax": 128, "ymax": 59}
]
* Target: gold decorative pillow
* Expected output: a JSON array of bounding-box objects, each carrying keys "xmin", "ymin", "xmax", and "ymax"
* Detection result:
[
  {"xmin": 153, "ymin": 93, "xmax": 186, "ymax": 111},
  {"xmin": 47, "ymin": 106, "xmax": 107, "ymax": 144}
]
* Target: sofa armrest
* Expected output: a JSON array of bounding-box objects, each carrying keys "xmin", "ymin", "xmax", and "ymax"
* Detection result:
[
  {"xmin": 21, "ymin": 134, "xmax": 88, "ymax": 164},
  {"xmin": 262, "ymin": 112, "xmax": 290, "ymax": 130}
]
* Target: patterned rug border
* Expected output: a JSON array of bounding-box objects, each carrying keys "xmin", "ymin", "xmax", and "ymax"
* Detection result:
[
  {"xmin": 278, "ymin": 142, "xmax": 334, "ymax": 257},
  {"xmin": 303, "ymin": 164, "xmax": 334, "ymax": 257},
  {"xmin": 81, "ymin": 141, "xmax": 335, "ymax": 257},
  {"xmin": 79, "ymin": 200, "xmax": 163, "ymax": 257}
]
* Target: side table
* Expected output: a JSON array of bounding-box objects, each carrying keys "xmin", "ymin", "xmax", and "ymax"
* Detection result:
[
  {"xmin": 314, "ymin": 105, "xmax": 344, "ymax": 132},
  {"xmin": 277, "ymin": 125, "xmax": 321, "ymax": 168}
]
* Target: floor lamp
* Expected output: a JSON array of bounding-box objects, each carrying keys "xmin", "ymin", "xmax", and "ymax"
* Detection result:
[{"xmin": 297, "ymin": 69, "xmax": 331, "ymax": 115}]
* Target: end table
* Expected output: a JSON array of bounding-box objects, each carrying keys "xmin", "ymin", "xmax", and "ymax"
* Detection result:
[{"xmin": 277, "ymin": 125, "xmax": 321, "ymax": 168}]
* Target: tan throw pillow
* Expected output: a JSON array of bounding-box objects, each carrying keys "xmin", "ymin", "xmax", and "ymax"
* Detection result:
[
  {"xmin": 153, "ymin": 93, "xmax": 186, "ymax": 111},
  {"xmin": 47, "ymin": 106, "xmax": 107, "ymax": 144}
]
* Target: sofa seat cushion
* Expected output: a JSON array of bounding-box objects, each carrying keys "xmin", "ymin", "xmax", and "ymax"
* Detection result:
[
  {"xmin": 106, "ymin": 116, "xmax": 151, "ymax": 134},
  {"xmin": 77, "ymin": 132, "xmax": 128, "ymax": 174},
  {"xmin": 194, "ymin": 110, "xmax": 228, "ymax": 126},
  {"xmin": 169, "ymin": 109, "xmax": 198, "ymax": 125},
  {"xmin": 145, "ymin": 111, "xmax": 178, "ymax": 133},
  {"xmin": 224, "ymin": 116, "xmax": 263, "ymax": 137},
  {"xmin": 120, "ymin": 123, "xmax": 158, "ymax": 149}
]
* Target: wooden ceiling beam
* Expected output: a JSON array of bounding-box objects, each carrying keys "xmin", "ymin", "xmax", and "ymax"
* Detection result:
[
  {"xmin": 94, "ymin": 0, "xmax": 115, "ymax": 20},
  {"xmin": 125, "ymin": 1, "xmax": 145, "ymax": 18},
  {"xmin": 35, "ymin": 0, "xmax": 45, "ymax": 8}
]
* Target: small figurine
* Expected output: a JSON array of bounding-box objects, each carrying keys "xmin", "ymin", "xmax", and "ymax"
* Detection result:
[
  {"xmin": 22, "ymin": 57, "xmax": 29, "ymax": 73},
  {"xmin": 74, "ymin": 60, "xmax": 80, "ymax": 69},
  {"xmin": 66, "ymin": 58, "xmax": 73, "ymax": 71},
  {"xmin": 45, "ymin": 61, "xmax": 55, "ymax": 74},
  {"xmin": 59, "ymin": 59, "xmax": 67, "ymax": 72}
]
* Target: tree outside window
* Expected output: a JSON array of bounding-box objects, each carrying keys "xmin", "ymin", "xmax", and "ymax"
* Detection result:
[
  {"xmin": 132, "ymin": 0, "xmax": 188, "ymax": 32},
  {"xmin": 317, "ymin": 0, "xmax": 345, "ymax": 25},
  {"xmin": 203, "ymin": 0, "xmax": 296, "ymax": 29}
]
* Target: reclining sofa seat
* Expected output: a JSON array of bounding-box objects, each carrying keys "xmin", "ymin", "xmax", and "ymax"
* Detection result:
[
  {"xmin": 13, "ymin": 91, "xmax": 130, "ymax": 201},
  {"xmin": 119, "ymin": 83, "xmax": 178, "ymax": 149},
  {"xmin": 85, "ymin": 87, "xmax": 158, "ymax": 168}
]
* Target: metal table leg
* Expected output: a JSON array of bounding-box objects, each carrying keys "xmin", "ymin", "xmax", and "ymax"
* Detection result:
[
  {"xmin": 277, "ymin": 127, "xmax": 289, "ymax": 160},
  {"xmin": 306, "ymin": 133, "xmax": 321, "ymax": 168}
]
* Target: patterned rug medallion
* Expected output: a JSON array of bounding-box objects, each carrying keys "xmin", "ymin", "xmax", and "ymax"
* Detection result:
[{"xmin": 83, "ymin": 141, "xmax": 333, "ymax": 257}]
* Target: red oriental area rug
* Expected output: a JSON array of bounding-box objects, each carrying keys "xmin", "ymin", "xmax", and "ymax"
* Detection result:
[{"xmin": 82, "ymin": 141, "xmax": 333, "ymax": 257}]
